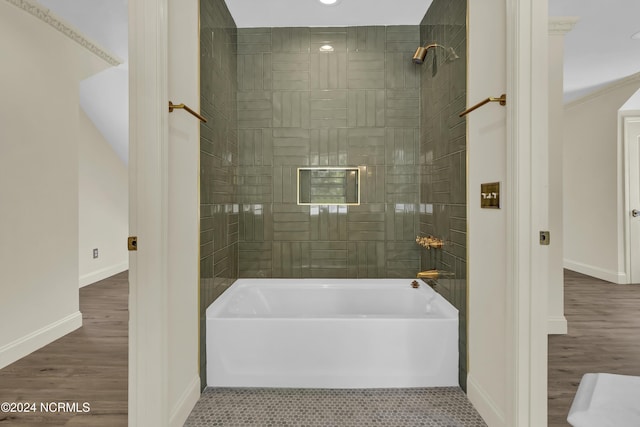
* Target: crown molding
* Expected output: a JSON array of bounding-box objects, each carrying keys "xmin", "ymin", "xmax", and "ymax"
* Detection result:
[
  {"xmin": 548, "ymin": 16, "xmax": 579, "ymax": 35},
  {"xmin": 5, "ymin": 0, "xmax": 121, "ymax": 67}
]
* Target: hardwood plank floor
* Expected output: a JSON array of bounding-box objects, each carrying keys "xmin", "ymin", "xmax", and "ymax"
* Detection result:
[
  {"xmin": 548, "ymin": 270, "xmax": 640, "ymax": 427},
  {"xmin": 0, "ymin": 272, "xmax": 128, "ymax": 426}
]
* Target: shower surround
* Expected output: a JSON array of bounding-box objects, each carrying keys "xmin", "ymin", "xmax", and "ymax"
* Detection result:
[
  {"xmin": 200, "ymin": 0, "xmax": 238, "ymax": 386},
  {"xmin": 418, "ymin": 0, "xmax": 468, "ymax": 388},
  {"xmin": 199, "ymin": 0, "xmax": 467, "ymax": 390},
  {"xmin": 237, "ymin": 26, "xmax": 422, "ymax": 278}
]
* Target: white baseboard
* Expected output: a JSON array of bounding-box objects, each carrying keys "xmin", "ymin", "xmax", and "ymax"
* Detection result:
[
  {"xmin": 79, "ymin": 261, "xmax": 128, "ymax": 288},
  {"xmin": 0, "ymin": 311, "xmax": 82, "ymax": 370},
  {"xmin": 467, "ymin": 373, "xmax": 505, "ymax": 427},
  {"xmin": 563, "ymin": 259, "xmax": 627, "ymax": 284},
  {"xmin": 548, "ymin": 315, "xmax": 568, "ymax": 335},
  {"xmin": 169, "ymin": 375, "xmax": 201, "ymax": 427}
]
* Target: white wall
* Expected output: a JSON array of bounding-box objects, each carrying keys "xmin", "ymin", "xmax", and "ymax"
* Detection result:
[
  {"xmin": 167, "ymin": 0, "xmax": 201, "ymax": 424},
  {"xmin": 0, "ymin": 1, "xmax": 108, "ymax": 368},
  {"xmin": 564, "ymin": 75, "xmax": 640, "ymax": 283},
  {"xmin": 79, "ymin": 109, "xmax": 128, "ymax": 287},
  {"xmin": 620, "ymin": 87, "xmax": 640, "ymax": 111},
  {"xmin": 466, "ymin": 0, "xmax": 508, "ymax": 424}
]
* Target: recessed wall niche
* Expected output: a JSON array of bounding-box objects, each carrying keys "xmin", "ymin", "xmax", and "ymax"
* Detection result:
[{"xmin": 297, "ymin": 167, "xmax": 360, "ymax": 205}]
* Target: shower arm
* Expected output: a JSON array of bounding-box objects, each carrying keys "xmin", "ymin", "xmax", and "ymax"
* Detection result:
[
  {"xmin": 168, "ymin": 101, "xmax": 208, "ymax": 123},
  {"xmin": 459, "ymin": 94, "xmax": 507, "ymax": 117},
  {"xmin": 422, "ymin": 43, "xmax": 444, "ymax": 51}
]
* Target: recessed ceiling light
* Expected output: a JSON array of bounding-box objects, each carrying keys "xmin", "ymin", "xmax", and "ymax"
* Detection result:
[
  {"xmin": 632, "ymin": 31, "xmax": 640, "ymax": 40},
  {"xmin": 319, "ymin": 45, "xmax": 334, "ymax": 52},
  {"xmin": 318, "ymin": 0, "xmax": 341, "ymax": 6}
]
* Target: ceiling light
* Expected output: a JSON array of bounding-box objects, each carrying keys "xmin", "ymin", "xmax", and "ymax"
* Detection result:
[
  {"xmin": 318, "ymin": 0, "xmax": 341, "ymax": 5},
  {"xmin": 319, "ymin": 45, "xmax": 334, "ymax": 52},
  {"xmin": 632, "ymin": 31, "xmax": 640, "ymax": 40}
]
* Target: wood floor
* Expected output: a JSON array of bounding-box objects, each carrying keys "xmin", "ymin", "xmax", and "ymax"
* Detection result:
[
  {"xmin": 1, "ymin": 269, "xmax": 638, "ymax": 426},
  {"xmin": 548, "ymin": 270, "xmax": 640, "ymax": 426},
  {"xmin": 0, "ymin": 272, "xmax": 128, "ymax": 426}
]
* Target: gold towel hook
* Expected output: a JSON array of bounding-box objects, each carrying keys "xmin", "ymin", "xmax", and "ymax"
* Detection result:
[
  {"xmin": 459, "ymin": 94, "xmax": 506, "ymax": 117},
  {"xmin": 168, "ymin": 101, "xmax": 207, "ymax": 123}
]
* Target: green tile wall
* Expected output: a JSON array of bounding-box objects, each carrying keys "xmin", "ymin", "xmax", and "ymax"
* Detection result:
[
  {"xmin": 418, "ymin": 0, "xmax": 468, "ymax": 390},
  {"xmin": 200, "ymin": 5, "xmax": 467, "ymax": 391},
  {"xmin": 237, "ymin": 26, "xmax": 422, "ymax": 278},
  {"xmin": 199, "ymin": 0, "xmax": 238, "ymax": 388}
]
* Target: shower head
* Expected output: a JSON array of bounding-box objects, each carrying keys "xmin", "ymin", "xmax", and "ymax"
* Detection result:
[
  {"xmin": 412, "ymin": 43, "xmax": 459, "ymax": 65},
  {"xmin": 446, "ymin": 46, "xmax": 460, "ymax": 61},
  {"xmin": 412, "ymin": 46, "xmax": 429, "ymax": 64}
]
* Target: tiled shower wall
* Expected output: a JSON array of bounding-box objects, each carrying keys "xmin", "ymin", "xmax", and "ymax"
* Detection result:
[
  {"xmin": 419, "ymin": 0, "xmax": 468, "ymax": 389},
  {"xmin": 199, "ymin": 2, "xmax": 467, "ymax": 389},
  {"xmin": 237, "ymin": 26, "xmax": 423, "ymax": 278},
  {"xmin": 199, "ymin": 0, "xmax": 238, "ymax": 386}
]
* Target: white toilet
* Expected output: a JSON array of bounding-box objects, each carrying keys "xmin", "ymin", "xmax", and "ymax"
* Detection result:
[{"xmin": 568, "ymin": 373, "xmax": 640, "ymax": 427}]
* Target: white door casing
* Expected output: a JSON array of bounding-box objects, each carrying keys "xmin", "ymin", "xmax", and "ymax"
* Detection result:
[
  {"xmin": 624, "ymin": 117, "xmax": 640, "ymax": 283},
  {"xmin": 128, "ymin": 0, "xmax": 170, "ymax": 425},
  {"xmin": 129, "ymin": 0, "xmax": 201, "ymax": 424},
  {"xmin": 506, "ymin": 0, "xmax": 549, "ymax": 424}
]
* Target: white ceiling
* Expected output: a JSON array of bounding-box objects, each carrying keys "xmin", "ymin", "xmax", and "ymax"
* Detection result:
[
  {"xmin": 224, "ymin": 0, "xmax": 432, "ymax": 27},
  {"xmin": 34, "ymin": 0, "xmax": 640, "ymax": 160},
  {"xmin": 549, "ymin": 0, "xmax": 640, "ymax": 102}
]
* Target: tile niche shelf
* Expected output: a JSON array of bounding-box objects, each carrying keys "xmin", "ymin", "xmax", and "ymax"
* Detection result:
[{"xmin": 297, "ymin": 167, "xmax": 360, "ymax": 206}]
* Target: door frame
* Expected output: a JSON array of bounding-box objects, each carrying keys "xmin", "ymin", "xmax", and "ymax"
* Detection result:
[
  {"xmin": 128, "ymin": 0, "xmax": 170, "ymax": 425},
  {"xmin": 505, "ymin": 0, "xmax": 549, "ymax": 424},
  {"xmin": 623, "ymin": 115, "xmax": 640, "ymax": 284}
]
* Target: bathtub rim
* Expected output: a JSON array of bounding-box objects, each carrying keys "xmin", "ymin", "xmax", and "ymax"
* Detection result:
[{"xmin": 205, "ymin": 277, "xmax": 459, "ymax": 320}]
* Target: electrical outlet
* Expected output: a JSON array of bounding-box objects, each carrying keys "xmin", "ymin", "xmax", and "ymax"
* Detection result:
[{"xmin": 93, "ymin": 248, "xmax": 99, "ymax": 259}]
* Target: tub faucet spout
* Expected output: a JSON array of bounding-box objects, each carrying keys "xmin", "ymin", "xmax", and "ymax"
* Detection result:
[
  {"xmin": 417, "ymin": 269, "xmax": 440, "ymax": 280},
  {"xmin": 416, "ymin": 270, "xmax": 455, "ymax": 288},
  {"xmin": 417, "ymin": 269, "xmax": 455, "ymax": 280}
]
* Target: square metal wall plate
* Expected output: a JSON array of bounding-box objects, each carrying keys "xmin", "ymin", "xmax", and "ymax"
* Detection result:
[{"xmin": 480, "ymin": 182, "xmax": 500, "ymax": 209}]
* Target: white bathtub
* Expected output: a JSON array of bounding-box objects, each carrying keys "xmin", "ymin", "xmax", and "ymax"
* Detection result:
[{"xmin": 206, "ymin": 278, "xmax": 458, "ymax": 388}]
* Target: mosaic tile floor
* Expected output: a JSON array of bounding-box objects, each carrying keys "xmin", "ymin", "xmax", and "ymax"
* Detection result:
[{"xmin": 184, "ymin": 387, "xmax": 487, "ymax": 427}]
